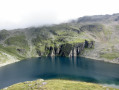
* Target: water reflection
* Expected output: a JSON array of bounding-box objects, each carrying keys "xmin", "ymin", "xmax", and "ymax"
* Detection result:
[
  {"xmin": 37, "ymin": 57, "xmax": 119, "ymax": 85},
  {"xmin": 0, "ymin": 57, "xmax": 119, "ymax": 89}
]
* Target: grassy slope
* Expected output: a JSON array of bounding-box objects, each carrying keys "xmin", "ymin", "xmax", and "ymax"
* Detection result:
[
  {"xmin": 0, "ymin": 14, "xmax": 119, "ymax": 64},
  {"xmin": 2, "ymin": 79, "xmax": 119, "ymax": 90},
  {"xmin": 0, "ymin": 32, "xmax": 30, "ymax": 64},
  {"xmin": 0, "ymin": 14, "xmax": 119, "ymax": 90}
]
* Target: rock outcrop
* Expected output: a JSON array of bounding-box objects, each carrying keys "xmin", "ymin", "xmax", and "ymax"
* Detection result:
[
  {"xmin": 37, "ymin": 40, "xmax": 94, "ymax": 57},
  {"xmin": 1, "ymin": 13, "xmax": 119, "ymax": 66}
]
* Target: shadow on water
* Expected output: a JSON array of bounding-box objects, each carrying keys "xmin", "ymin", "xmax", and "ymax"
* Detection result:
[{"xmin": 0, "ymin": 56, "xmax": 119, "ymax": 89}]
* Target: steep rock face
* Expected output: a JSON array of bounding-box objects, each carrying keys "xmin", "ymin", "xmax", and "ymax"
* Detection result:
[
  {"xmin": 85, "ymin": 40, "xmax": 94, "ymax": 48},
  {"xmin": 37, "ymin": 40, "xmax": 94, "ymax": 57},
  {"xmin": 1, "ymin": 13, "xmax": 119, "ymax": 66}
]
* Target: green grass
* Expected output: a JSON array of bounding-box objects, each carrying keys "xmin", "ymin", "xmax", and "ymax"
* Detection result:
[
  {"xmin": 55, "ymin": 30, "xmax": 78, "ymax": 36},
  {"xmin": 100, "ymin": 53, "xmax": 119, "ymax": 60},
  {"xmin": 0, "ymin": 52, "xmax": 8, "ymax": 63},
  {"xmin": 68, "ymin": 38, "xmax": 86, "ymax": 44},
  {"xmin": 5, "ymin": 35, "xmax": 28, "ymax": 49},
  {"xmin": 0, "ymin": 30, "xmax": 10, "ymax": 40},
  {"xmin": 0, "ymin": 44, "xmax": 26, "ymax": 60},
  {"xmin": 2, "ymin": 79, "xmax": 119, "ymax": 90}
]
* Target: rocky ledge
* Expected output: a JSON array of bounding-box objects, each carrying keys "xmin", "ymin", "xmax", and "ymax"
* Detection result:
[{"xmin": 37, "ymin": 40, "xmax": 94, "ymax": 57}]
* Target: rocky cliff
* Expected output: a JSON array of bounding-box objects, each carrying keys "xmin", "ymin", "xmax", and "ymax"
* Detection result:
[
  {"xmin": 38, "ymin": 40, "xmax": 94, "ymax": 57},
  {"xmin": 1, "ymin": 13, "xmax": 119, "ymax": 66}
]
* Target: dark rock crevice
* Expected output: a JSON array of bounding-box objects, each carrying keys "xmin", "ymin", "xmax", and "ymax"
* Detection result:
[{"xmin": 36, "ymin": 40, "xmax": 94, "ymax": 57}]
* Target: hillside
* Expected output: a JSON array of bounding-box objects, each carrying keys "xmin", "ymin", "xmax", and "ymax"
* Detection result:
[
  {"xmin": 0, "ymin": 13, "xmax": 119, "ymax": 66},
  {"xmin": 2, "ymin": 79, "xmax": 119, "ymax": 90}
]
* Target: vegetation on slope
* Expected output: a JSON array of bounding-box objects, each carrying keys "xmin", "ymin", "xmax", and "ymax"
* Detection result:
[
  {"xmin": 0, "ymin": 30, "xmax": 10, "ymax": 41},
  {"xmin": 0, "ymin": 14, "xmax": 119, "ymax": 64},
  {"xmin": 5, "ymin": 35, "xmax": 28, "ymax": 49},
  {"xmin": 100, "ymin": 53, "xmax": 119, "ymax": 60},
  {"xmin": 2, "ymin": 79, "xmax": 119, "ymax": 90}
]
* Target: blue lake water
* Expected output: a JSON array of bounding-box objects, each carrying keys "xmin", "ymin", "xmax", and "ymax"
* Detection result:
[{"xmin": 0, "ymin": 57, "xmax": 119, "ymax": 89}]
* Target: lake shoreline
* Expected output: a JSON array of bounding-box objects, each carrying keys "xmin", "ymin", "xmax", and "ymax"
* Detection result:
[
  {"xmin": 0, "ymin": 56, "xmax": 119, "ymax": 89},
  {"xmin": 0, "ymin": 60, "xmax": 19, "ymax": 68},
  {"xmin": 0, "ymin": 56, "xmax": 119, "ymax": 68},
  {"xmin": 81, "ymin": 56, "xmax": 119, "ymax": 64}
]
